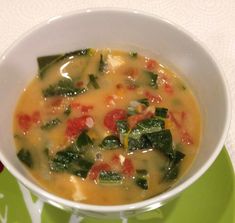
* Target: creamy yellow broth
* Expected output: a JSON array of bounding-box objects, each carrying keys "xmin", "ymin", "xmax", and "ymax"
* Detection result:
[{"xmin": 13, "ymin": 49, "xmax": 201, "ymax": 205}]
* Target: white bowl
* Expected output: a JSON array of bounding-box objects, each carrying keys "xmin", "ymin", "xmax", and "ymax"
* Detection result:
[{"xmin": 0, "ymin": 8, "xmax": 231, "ymax": 218}]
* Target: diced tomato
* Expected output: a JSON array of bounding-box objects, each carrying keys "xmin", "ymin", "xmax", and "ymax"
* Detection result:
[
  {"xmin": 181, "ymin": 131, "xmax": 193, "ymax": 145},
  {"xmin": 31, "ymin": 111, "xmax": 41, "ymax": 124},
  {"xmin": 81, "ymin": 105, "xmax": 93, "ymax": 113},
  {"xmin": 51, "ymin": 97, "xmax": 63, "ymax": 107},
  {"xmin": 0, "ymin": 161, "xmax": 4, "ymax": 173},
  {"xmin": 122, "ymin": 158, "xmax": 134, "ymax": 177},
  {"xmin": 145, "ymin": 91, "xmax": 162, "ymax": 103},
  {"xmin": 104, "ymin": 109, "xmax": 127, "ymax": 132},
  {"xmin": 169, "ymin": 112, "xmax": 181, "ymax": 128},
  {"xmin": 88, "ymin": 162, "xmax": 111, "ymax": 180},
  {"xmin": 128, "ymin": 112, "xmax": 153, "ymax": 129},
  {"xmin": 65, "ymin": 115, "xmax": 93, "ymax": 137},
  {"xmin": 146, "ymin": 59, "xmax": 157, "ymax": 70},
  {"xmin": 18, "ymin": 114, "xmax": 31, "ymax": 132},
  {"xmin": 164, "ymin": 83, "xmax": 174, "ymax": 94}
]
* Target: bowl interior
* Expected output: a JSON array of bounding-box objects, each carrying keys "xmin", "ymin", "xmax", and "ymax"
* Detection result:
[{"xmin": 0, "ymin": 9, "xmax": 230, "ymax": 214}]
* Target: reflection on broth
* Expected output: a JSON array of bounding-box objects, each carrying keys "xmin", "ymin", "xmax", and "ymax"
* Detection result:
[{"xmin": 14, "ymin": 48, "xmax": 201, "ymax": 205}]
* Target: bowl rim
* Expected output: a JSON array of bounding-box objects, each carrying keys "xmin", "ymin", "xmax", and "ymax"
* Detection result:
[{"xmin": 0, "ymin": 7, "xmax": 231, "ymax": 213}]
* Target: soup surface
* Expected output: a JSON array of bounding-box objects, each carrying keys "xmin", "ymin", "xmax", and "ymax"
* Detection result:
[{"xmin": 14, "ymin": 48, "xmax": 201, "ymax": 205}]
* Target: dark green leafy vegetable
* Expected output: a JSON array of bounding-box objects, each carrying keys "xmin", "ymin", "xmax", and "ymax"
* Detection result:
[
  {"xmin": 144, "ymin": 70, "xmax": 158, "ymax": 88},
  {"xmin": 137, "ymin": 98, "xmax": 149, "ymax": 107},
  {"xmin": 129, "ymin": 118, "xmax": 165, "ymax": 140},
  {"xmin": 155, "ymin": 107, "xmax": 168, "ymax": 118},
  {"xmin": 17, "ymin": 149, "xmax": 33, "ymax": 168},
  {"xmin": 42, "ymin": 79, "xmax": 87, "ymax": 97},
  {"xmin": 127, "ymin": 106, "xmax": 138, "ymax": 116},
  {"xmin": 49, "ymin": 147, "xmax": 94, "ymax": 178},
  {"xmin": 99, "ymin": 171, "xmax": 123, "ymax": 184},
  {"xmin": 146, "ymin": 129, "xmax": 174, "ymax": 159},
  {"xmin": 37, "ymin": 55, "xmax": 62, "ymax": 79},
  {"xmin": 76, "ymin": 131, "xmax": 93, "ymax": 148},
  {"xmin": 135, "ymin": 177, "xmax": 148, "ymax": 190},
  {"xmin": 88, "ymin": 74, "xmax": 100, "ymax": 89},
  {"xmin": 100, "ymin": 135, "xmax": 122, "ymax": 149},
  {"xmin": 62, "ymin": 48, "xmax": 91, "ymax": 59},
  {"xmin": 98, "ymin": 54, "xmax": 106, "ymax": 72},
  {"xmin": 135, "ymin": 169, "xmax": 148, "ymax": 190},
  {"xmin": 37, "ymin": 49, "xmax": 91, "ymax": 79},
  {"xmin": 116, "ymin": 120, "xmax": 129, "ymax": 134},
  {"xmin": 163, "ymin": 150, "xmax": 185, "ymax": 181},
  {"xmin": 129, "ymin": 52, "xmax": 138, "ymax": 58},
  {"xmin": 128, "ymin": 135, "xmax": 151, "ymax": 151},
  {"xmin": 64, "ymin": 105, "xmax": 71, "ymax": 116},
  {"xmin": 41, "ymin": 118, "xmax": 61, "ymax": 130}
]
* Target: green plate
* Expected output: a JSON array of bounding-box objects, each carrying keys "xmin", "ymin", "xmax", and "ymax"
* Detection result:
[{"xmin": 0, "ymin": 148, "xmax": 234, "ymax": 223}]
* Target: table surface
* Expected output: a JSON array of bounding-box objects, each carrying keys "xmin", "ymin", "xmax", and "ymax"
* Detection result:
[{"xmin": 0, "ymin": 0, "xmax": 234, "ymax": 168}]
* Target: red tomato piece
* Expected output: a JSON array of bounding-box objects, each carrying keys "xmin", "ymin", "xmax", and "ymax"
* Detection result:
[
  {"xmin": 18, "ymin": 114, "xmax": 31, "ymax": 132},
  {"xmin": 181, "ymin": 131, "xmax": 193, "ymax": 145},
  {"xmin": 164, "ymin": 83, "xmax": 174, "ymax": 94},
  {"xmin": 81, "ymin": 105, "xmax": 93, "ymax": 113},
  {"xmin": 31, "ymin": 111, "xmax": 41, "ymax": 124},
  {"xmin": 145, "ymin": 91, "xmax": 162, "ymax": 103},
  {"xmin": 104, "ymin": 109, "xmax": 127, "ymax": 132},
  {"xmin": 88, "ymin": 162, "xmax": 111, "ymax": 180},
  {"xmin": 146, "ymin": 59, "xmax": 157, "ymax": 70},
  {"xmin": 65, "ymin": 115, "xmax": 93, "ymax": 137},
  {"xmin": 0, "ymin": 161, "xmax": 4, "ymax": 173},
  {"xmin": 122, "ymin": 158, "xmax": 134, "ymax": 177}
]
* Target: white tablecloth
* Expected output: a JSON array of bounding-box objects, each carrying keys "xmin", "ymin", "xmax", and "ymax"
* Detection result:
[{"xmin": 0, "ymin": 0, "xmax": 234, "ymax": 168}]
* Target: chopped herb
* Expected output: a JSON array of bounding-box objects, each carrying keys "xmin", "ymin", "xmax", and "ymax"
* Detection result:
[
  {"xmin": 88, "ymin": 74, "xmax": 100, "ymax": 89},
  {"xmin": 17, "ymin": 149, "xmax": 33, "ymax": 168},
  {"xmin": 155, "ymin": 107, "xmax": 168, "ymax": 118},
  {"xmin": 137, "ymin": 98, "xmax": 149, "ymax": 107},
  {"xmin": 99, "ymin": 171, "xmax": 123, "ymax": 184},
  {"xmin": 144, "ymin": 70, "xmax": 158, "ymax": 88},
  {"xmin": 98, "ymin": 54, "xmax": 106, "ymax": 72},
  {"xmin": 76, "ymin": 131, "xmax": 93, "ymax": 148},
  {"xmin": 42, "ymin": 79, "xmax": 87, "ymax": 97},
  {"xmin": 41, "ymin": 118, "xmax": 61, "ymax": 130},
  {"xmin": 129, "ymin": 52, "xmax": 138, "ymax": 58},
  {"xmin": 100, "ymin": 135, "xmax": 122, "ymax": 149},
  {"xmin": 64, "ymin": 105, "xmax": 71, "ymax": 116},
  {"xmin": 116, "ymin": 120, "xmax": 129, "ymax": 134}
]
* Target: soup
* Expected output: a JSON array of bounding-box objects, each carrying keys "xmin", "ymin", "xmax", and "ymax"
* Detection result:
[{"xmin": 13, "ymin": 48, "xmax": 201, "ymax": 205}]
